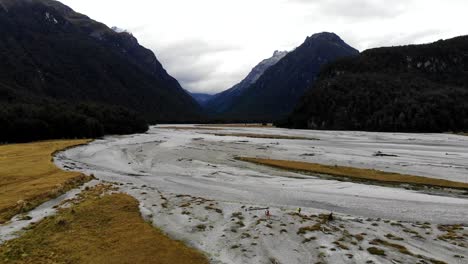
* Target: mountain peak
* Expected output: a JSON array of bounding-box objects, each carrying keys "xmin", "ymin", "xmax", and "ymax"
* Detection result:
[
  {"xmin": 273, "ymin": 50, "xmax": 288, "ymax": 57},
  {"xmin": 306, "ymin": 32, "xmax": 342, "ymax": 42},
  {"xmin": 0, "ymin": 0, "xmax": 202, "ymax": 125},
  {"xmin": 303, "ymin": 32, "xmax": 358, "ymax": 54},
  {"xmin": 209, "ymin": 32, "xmax": 358, "ymax": 121},
  {"xmin": 204, "ymin": 49, "xmax": 289, "ymax": 113},
  {"xmin": 111, "ymin": 26, "xmax": 130, "ymax": 34}
]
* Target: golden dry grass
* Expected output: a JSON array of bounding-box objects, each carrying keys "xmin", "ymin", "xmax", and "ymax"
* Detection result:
[
  {"xmin": 0, "ymin": 140, "xmax": 92, "ymax": 223},
  {"xmin": 212, "ymin": 133, "xmax": 318, "ymax": 140},
  {"xmin": 237, "ymin": 157, "xmax": 468, "ymax": 190},
  {"xmin": 0, "ymin": 185, "xmax": 209, "ymax": 264}
]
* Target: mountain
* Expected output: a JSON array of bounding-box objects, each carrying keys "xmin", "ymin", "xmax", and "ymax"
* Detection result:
[
  {"xmin": 212, "ymin": 33, "xmax": 359, "ymax": 122},
  {"xmin": 280, "ymin": 35, "xmax": 468, "ymax": 132},
  {"xmin": 205, "ymin": 50, "xmax": 288, "ymax": 114},
  {"xmin": 0, "ymin": 0, "xmax": 202, "ymax": 142},
  {"xmin": 191, "ymin": 93, "xmax": 214, "ymax": 106}
]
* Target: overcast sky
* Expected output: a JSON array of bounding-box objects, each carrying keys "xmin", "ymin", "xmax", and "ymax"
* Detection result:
[{"xmin": 60, "ymin": 0, "xmax": 467, "ymax": 94}]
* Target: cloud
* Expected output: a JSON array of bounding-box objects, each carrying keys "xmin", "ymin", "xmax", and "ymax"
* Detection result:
[
  {"xmin": 60, "ymin": 0, "xmax": 468, "ymax": 93},
  {"xmin": 157, "ymin": 39, "xmax": 239, "ymax": 60},
  {"xmin": 180, "ymin": 72, "xmax": 246, "ymax": 94},
  {"xmin": 369, "ymin": 29, "xmax": 443, "ymax": 48},
  {"xmin": 152, "ymin": 39, "xmax": 243, "ymax": 94},
  {"xmin": 290, "ymin": 0, "xmax": 411, "ymax": 20}
]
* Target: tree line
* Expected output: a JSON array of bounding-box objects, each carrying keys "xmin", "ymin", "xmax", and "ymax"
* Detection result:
[{"xmin": 0, "ymin": 99, "xmax": 148, "ymax": 143}]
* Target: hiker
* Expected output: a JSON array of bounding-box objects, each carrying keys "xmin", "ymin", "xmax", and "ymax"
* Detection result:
[
  {"xmin": 265, "ymin": 209, "xmax": 270, "ymax": 218},
  {"xmin": 328, "ymin": 212, "xmax": 334, "ymax": 221},
  {"xmin": 297, "ymin": 208, "xmax": 302, "ymax": 214}
]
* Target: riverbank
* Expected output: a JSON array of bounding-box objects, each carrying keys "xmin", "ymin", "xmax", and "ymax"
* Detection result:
[
  {"xmin": 0, "ymin": 140, "xmax": 92, "ymax": 223},
  {"xmin": 0, "ymin": 184, "xmax": 209, "ymax": 264}
]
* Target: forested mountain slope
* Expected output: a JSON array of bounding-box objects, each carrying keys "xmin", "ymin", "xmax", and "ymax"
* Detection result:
[
  {"xmin": 0, "ymin": 0, "xmax": 202, "ymax": 142},
  {"xmin": 281, "ymin": 35, "xmax": 468, "ymax": 132},
  {"xmin": 219, "ymin": 33, "xmax": 358, "ymax": 122}
]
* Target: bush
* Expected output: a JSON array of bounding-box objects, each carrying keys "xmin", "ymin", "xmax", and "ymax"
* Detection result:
[{"xmin": 367, "ymin": 247, "xmax": 386, "ymax": 256}]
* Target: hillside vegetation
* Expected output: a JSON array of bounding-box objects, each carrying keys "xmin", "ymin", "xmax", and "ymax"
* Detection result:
[
  {"xmin": 219, "ymin": 33, "xmax": 358, "ymax": 122},
  {"xmin": 0, "ymin": 0, "xmax": 202, "ymax": 142},
  {"xmin": 281, "ymin": 36, "xmax": 468, "ymax": 132}
]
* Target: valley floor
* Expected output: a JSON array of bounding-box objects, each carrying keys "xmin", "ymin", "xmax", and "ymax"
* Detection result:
[
  {"xmin": 0, "ymin": 125, "xmax": 468, "ymax": 263},
  {"xmin": 46, "ymin": 125, "xmax": 468, "ymax": 264},
  {"xmin": 0, "ymin": 140, "xmax": 208, "ymax": 264}
]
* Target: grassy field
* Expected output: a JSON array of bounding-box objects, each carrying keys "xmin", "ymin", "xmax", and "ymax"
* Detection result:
[
  {"xmin": 237, "ymin": 157, "xmax": 468, "ymax": 190},
  {"xmin": 0, "ymin": 184, "xmax": 209, "ymax": 264},
  {"xmin": 0, "ymin": 140, "xmax": 92, "ymax": 223},
  {"xmin": 212, "ymin": 133, "xmax": 319, "ymax": 140}
]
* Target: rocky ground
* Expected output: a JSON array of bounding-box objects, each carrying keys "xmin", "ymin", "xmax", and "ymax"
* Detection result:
[{"xmin": 18, "ymin": 125, "xmax": 468, "ymax": 264}]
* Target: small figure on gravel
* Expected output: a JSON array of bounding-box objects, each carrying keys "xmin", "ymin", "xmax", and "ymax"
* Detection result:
[
  {"xmin": 297, "ymin": 208, "xmax": 302, "ymax": 215},
  {"xmin": 265, "ymin": 209, "xmax": 271, "ymax": 218},
  {"xmin": 328, "ymin": 212, "xmax": 334, "ymax": 221}
]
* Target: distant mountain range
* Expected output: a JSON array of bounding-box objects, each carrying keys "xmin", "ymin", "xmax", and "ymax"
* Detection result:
[
  {"xmin": 3, "ymin": 0, "xmax": 465, "ymax": 141},
  {"xmin": 204, "ymin": 50, "xmax": 288, "ymax": 114},
  {"xmin": 280, "ymin": 35, "xmax": 468, "ymax": 132},
  {"xmin": 0, "ymin": 0, "xmax": 202, "ymax": 142},
  {"xmin": 201, "ymin": 33, "xmax": 358, "ymax": 122},
  {"xmin": 191, "ymin": 93, "xmax": 214, "ymax": 105}
]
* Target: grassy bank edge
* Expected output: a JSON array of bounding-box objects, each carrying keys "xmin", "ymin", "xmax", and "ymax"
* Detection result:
[
  {"xmin": 236, "ymin": 157, "xmax": 468, "ymax": 190},
  {"xmin": 0, "ymin": 184, "xmax": 209, "ymax": 264},
  {"xmin": 0, "ymin": 140, "xmax": 93, "ymax": 224}
]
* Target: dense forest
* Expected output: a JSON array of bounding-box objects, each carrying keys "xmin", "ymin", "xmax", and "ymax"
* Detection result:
[
  {"xmin": 0, "ymin": 85, "xmax": 148, "ymax": 143},
  {"xmin": 0, "ymin": 0, "xmax": 202, "ymax": 143},
  {"xmin": 280, "ymin": 36, "xmax": 468, "ymax": 132}
]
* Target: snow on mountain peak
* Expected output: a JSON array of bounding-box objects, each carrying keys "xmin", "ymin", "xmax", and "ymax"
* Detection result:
[
  {"xmin": 273, "ymin": 50, "xmax": 288, "ymax": 58},
  {"xmin": 111, "ymin": 26, "xmax": 129, "ymax": 34}
]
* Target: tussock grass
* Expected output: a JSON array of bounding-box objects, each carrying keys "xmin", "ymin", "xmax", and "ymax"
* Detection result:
[
  {"xmin": 437, "ymin": 224, "xmax": 466, "ymax": 242},
  {"xmin": 231, "ymin": 212, "xmax": 244, "ymax": 220},
  {"xmin": 333, "ymin": 241, "xmax": 350, "ymax": 250},
  {"xmin": 213, "ymin": 133, "xmax": 318, "ymax": 140},
  {"xmin": 367, "ymin": 247, "xmax": 386, "ymax": 256},
  {"xmin": 297, "ymin": 223, "xmax": 323, "ymax": 234},
  {"xmin": 0, "ymin": 185, "xmax": 209, "ymax": 264},
  {"xmin": 385, "ymin": 233, "xmax": 404, "ymax": 241},
  {"xmin": 236, "ymin": 157, "xmax": 468, "ymax": 190},
  {"xmin": 302, "ymin": 237, "xmax": 316, "ymax": 243},
  {"xmin": 0, "ymin": 140, "xmax": 92, "ymax": 223},
  {"xmin": 371, "ymin": 239, "xmax": 413, "ymax": 256},
  {"xmin": 371, "ymin": 238, "xmax": 448, "ymax": 264},
  {"xmin": 204, "ymin": 205, "xmax": 223, "ymax": 214}
]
